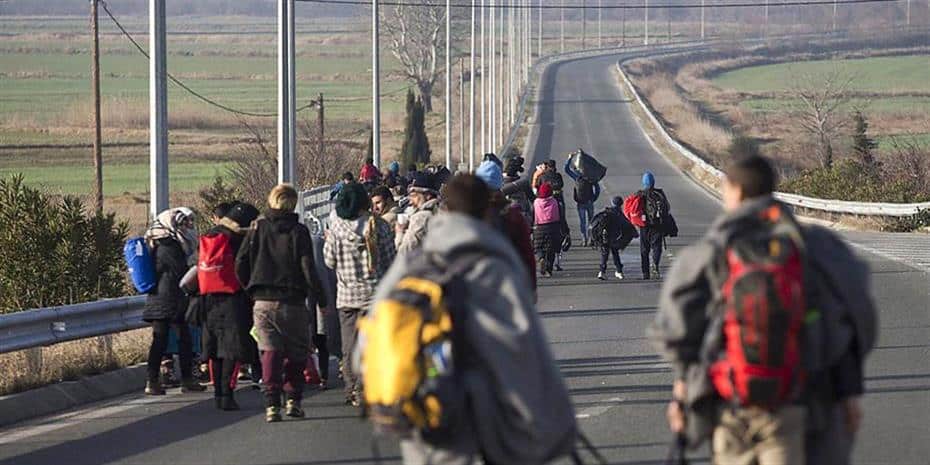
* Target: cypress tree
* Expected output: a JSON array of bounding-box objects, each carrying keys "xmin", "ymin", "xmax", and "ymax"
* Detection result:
[
  {"xmin": 852, "ymin": 111, "xmax": 878, "ymax": 168},
  {"xmin": 400, "ymin": 89, "xmax": 417, "ymax": 168}
]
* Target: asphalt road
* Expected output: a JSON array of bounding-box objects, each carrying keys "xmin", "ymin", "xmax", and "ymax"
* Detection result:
[{"xmin": 0, "ymin": 53, "xmax": 928, "ymax": 465}]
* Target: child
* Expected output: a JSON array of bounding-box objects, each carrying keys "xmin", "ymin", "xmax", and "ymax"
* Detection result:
[{"xmin": 590, "ymin": 196, "xmax": 638, "ymax": 280}]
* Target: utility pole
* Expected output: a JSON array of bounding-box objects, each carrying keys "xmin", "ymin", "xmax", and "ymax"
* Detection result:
[
  {"xmin": 701, "ymin": 0, "xmax": 705, "ymax": 40},
  {"xmin": 317, "ymin": 93, "xmax": 324, "ymax": 157},
  {"xmin": 372, "ymin": 0, "xmax": 381, "ymax": 168},
  {"xmin": 582, "ymin": 0, "xmax": 587, "ymax": 48},
  {"xmin": 277, "ymin": 0, "xmax": 296, "ymax": 183},
  {"xmin": 91, "ymin": 0, "xmax": 103, "ymax": 213},
  {"xmin": 538, "ymin": 0, "xmax": 542, "ymax": 58},
  {"xmin": 445, "ymin": 0, "xmax": 452, "ymax": 169},
  {"xmin": 667, "ymin": 4, "xmax": 671, "ymax": 42},
  {"xmin": 149, "ymin": 0, "xmax": 168, "ymax": 218},
  {"xmin": 764, "ymin": 0, "xmax": 769, "ymax": 37},
  {"xmin": 644, "ymin": 0, "xmax": 649, "ymax": 46},
  {"xmin": 480, "ymin": 1, "xmax": 486, "ymax": 153},
  {"xmin": 460, "ymin": 60, "xmax": 466, "ymax": 163},
  {"xmin": 490, "ymin": 0, "xmax": 497, "ymax": 150},
  {"xmin": 597, "ymin": 0, "xmax": 602, "ymax": 48},
  {"xmin": 906, "ymin": 0, "xmax": 911, "ymax": 27},
  {"xmin": 508, "ymin": 0, "xmax": 515, "ymax": 126},
  {"xmin": 499, "ymin": 3, "xmax": 505, "ymax": 143},
  {"xmin": 560, "ymin": 0, "xmax": 565, "ymax": 53},
  {"xmin": 622, "ymin": 4, "xmax": 626, "ymax": 46},
  {"xmin": 470, "ymin": 0, "xmax": 477, "ymax": 169},
  {"xmin": 833, "ymin": 0, "xmax": 837, "ymax": 33}
]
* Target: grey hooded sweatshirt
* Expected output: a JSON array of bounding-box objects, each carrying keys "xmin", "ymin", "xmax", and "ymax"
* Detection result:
[
  {"xmin": 648, "ymin": 195, "xmax": 878, "ymax": 451},
  {"xmin": 369, "ymin": 212, "xmax": 577, "ymax": 465}
]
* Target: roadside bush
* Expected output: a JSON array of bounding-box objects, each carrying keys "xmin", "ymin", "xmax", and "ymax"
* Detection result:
[
  {"xmin": 0, "ymin": 174, "xmax": 129, "ymax": 313},
  {"xmin": 780, "ymin": 159, "xmax": 929, "ymax": 204}
]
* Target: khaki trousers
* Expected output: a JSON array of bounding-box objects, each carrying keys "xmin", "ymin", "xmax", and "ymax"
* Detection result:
[{"xmin": 713, "ymin": 406, "xmax": 806, "ymax": 465}]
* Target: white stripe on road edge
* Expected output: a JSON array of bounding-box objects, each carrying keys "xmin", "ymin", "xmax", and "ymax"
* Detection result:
[
  {"xmin": 576, "ymin": 397, "xmax": 626, "ymax": 419},
  {"xmin": 0, "ymin": 393, "xmax": 179, "ymax": 445}
]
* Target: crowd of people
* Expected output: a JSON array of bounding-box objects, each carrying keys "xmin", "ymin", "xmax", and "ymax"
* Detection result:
[{"xmin": 134, "ymin": 149, "xmax": 876, "ymax": 465}]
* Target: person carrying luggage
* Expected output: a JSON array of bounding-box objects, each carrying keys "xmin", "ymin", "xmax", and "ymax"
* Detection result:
[
  {"xmin": 589, "ymin": 196, "xmax": 637, "ymax": 281},
  {"xmin": 649, "ymin": 155, "xmax": 877, "ymax": 465},
  {"xmin": 626, "ymin": 171, "xmax": 671, "ymax": 280},
  {"xmin": 533, "ymin": 182, "xmax": 563, "ymax": 278},
  {"xmin": 142, "ymin": 207, "xmax": 206, "ymax": 396},
  {"xmin": 564, "ymin": 154, "xmax": 602, "ymax": 247},
  {"xmin": 198, "ymin": 202, "xmax": 259, "ymax": 411},
  {"xmin": 359, "ymin": 174, "xmax": 577, "ymax": 465},
  {"xmin": 235, "ymin": 184, "xmax": 329, "ymax": 422}
]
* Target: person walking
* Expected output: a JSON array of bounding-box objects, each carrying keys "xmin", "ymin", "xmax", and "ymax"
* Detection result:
[
  {"xmin": 396, "ymin": 172, "xmax": 441, "ymax": 255},
  {"xmin": 649, "ymin": 155, "xmax": 877, "ymax": 465},
  {"xmin": 324, "ymin": 182, "xmax": 396, "ymax": 407},
  {"xmin": 636, "ymin": 171, "xmax": 671, "ymax": 280},
  {"xmin": 235, "ymin": 184, "xmax": 328, "ymax": 423},
  {"xmin": 564, "ymin": 157, "xmax": 601, "ymax": 246},
  {"xmin": 360, "ymin": 174, "xmax": 577, "ymax": 465},
  {"xmin": 198, "ymin": 202, "xmax": 259, "ymax": 410},
  {"xmin": 533, "ymin": 183, "xmax": 563, "ymax": 278},
  {"xmin": 142, "ymin": 207, "xmax": 205, "ymax": 395},
  {"xmin": 590, "ymin": 196, "xmax": 637, "ymax": 281}
]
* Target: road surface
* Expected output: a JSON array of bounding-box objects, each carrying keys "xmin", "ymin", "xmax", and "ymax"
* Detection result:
[{"xmin": 0, "ymin": 52, "xmax": 927, "ymax": 465}]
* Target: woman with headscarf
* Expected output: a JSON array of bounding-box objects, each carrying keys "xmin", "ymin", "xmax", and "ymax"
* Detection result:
[
  {"xmin": 324, "ymin": 182, "xmax": 396, "ymax": 407},
  {"xmin": 143, "ymin": 207, "xmax": 206, "ymax": 395},
  {"xmin": 533, "ymin": 183, "xmax": 563, "ymax": 278}
]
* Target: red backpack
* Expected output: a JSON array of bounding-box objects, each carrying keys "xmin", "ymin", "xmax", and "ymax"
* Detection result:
[
  {"xmin": 623, "ymin": 194, "xmax": 646, "ymax": 228},
  {"xmin": 709, "ymin": 205, "xmax": 806, "ymax": 408},
  {"xmin": 198, "ymin": 233, "xmax": 239, "ymax": 294}
]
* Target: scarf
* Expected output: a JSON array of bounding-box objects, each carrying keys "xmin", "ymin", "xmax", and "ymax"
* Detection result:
[{"xmin": 145, "ymin": 207, "xmax": 197, "ymax": 255}]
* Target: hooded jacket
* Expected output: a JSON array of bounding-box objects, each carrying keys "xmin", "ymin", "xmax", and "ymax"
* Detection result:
[
  {"xmin": 324, "ymin": 212, "xmax": 396, "ymax": 309},
  {"xmin": 648, "ymin": 196, "xmax": 877, "ymax": 444},
  {"xmin": 235, "ymin": 210, "xmax": 327, "ymax": 305},
  {"xmin": 370, "ymin": 213, "xmax": 577, "ymax": 464},
  {"xmin": 397, "ymin": 197, "xmax": 440, "ymax": 255},
  {"xmin": 143, "ymin": 237, "xmax": 189, "ymax": 322}
]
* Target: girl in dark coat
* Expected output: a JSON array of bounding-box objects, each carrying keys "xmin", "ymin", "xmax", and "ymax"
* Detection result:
[
  {"xmin": 143, "ymin": 207, "xmax": 205, "ymax": 395},
  {"xmin": 199, "ymin": 203, "xmax": 259, "ymax": 410}
]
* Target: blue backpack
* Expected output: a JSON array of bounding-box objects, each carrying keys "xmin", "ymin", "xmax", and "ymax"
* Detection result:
[{"xmin": 124, "ymin": 237, "xmax": 156, "ymax": 294}]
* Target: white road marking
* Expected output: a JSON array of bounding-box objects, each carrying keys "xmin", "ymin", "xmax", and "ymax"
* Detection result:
[{"xmin": 576, "ymin": 397, "xmax": 626, "ymax": 420}]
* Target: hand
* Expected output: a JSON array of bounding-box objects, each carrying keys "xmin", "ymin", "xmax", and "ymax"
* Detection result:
[
  {"xmin": 666, "ymin": 379, "xmax": 688, "ymax": 433},
  {"xmin": 843, "ymin": 396, "xmax": 863, "ymax": 434}
]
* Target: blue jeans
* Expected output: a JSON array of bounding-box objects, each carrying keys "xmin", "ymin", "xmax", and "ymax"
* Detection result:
[{"xmin": 577, "ymin": 201, "xmax": 594, "ymax": 242}]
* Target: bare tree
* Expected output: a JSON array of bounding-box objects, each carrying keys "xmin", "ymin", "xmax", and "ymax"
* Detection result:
[
  {"xmin": 789, "ymin": 68, "xmax": 856, "ymax": 168},
  {"xmin": 382, "ymin": 1, "xmax": 446, "ymax": 113}
]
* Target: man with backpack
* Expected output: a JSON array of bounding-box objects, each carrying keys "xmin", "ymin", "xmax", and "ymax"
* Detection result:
[
  {"xmin": 564, "ymin": 156, "xmax": 601, "ymax": 247},
  {"xmin": 235, "ymin": 184, "xmax": 329, "ymax": 423},
  {"xmin": 625, "ymin": 171, "xmax": 671, "ymax": 280},
  {"xmin": 359, "ymin": 174, "xmax": 577, "ymax": 465},
  {"xmin": 589, "ymin": 196, "xmax": 637, "ymax": 281},
  {"xmin": 649, "ymin": 155, "xmax": 877, "ymax": 465}
]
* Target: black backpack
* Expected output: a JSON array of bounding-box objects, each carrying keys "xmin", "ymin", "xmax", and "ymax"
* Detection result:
[
  {"xmin": 587, "ymin": 211, "xmax": 610, "ymax": 248},
  {"xmin": 644, "ymin": 189, "xmax": 669, "ymax": 227},
  {"xmin": 574, "ymin": 178, "xmax": 596, "ymax": 203}
]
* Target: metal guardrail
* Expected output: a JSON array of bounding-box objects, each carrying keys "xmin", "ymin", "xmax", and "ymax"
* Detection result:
[
  {"xmin": 0, "ymin": 296, "xmax": 145, "ymax": 354},
  {"xmin": 615, "ymin": 56, "xmax": 930, "ymax": 217}
]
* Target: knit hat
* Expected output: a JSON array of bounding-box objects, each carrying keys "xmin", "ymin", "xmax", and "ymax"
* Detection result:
[
  {"xmin": 388, "ymin": 160, "xmax": 400, "ymax": 174},
  {"xmin": 335, "ymin": 182, "xmax": 371, "ymax": 220},
  {"xmin": 483, "ymin": 152, "xmax": 503, "ymax": 167},
  {"xmin": 409, "ymin": 172, "xmax": 439, "ymax": 194},
  {"xmin": 611, "ymin": 196, "xmax": 623, "ymax": 208},
  {"xmin": 360, "ymin": 164, "xmax": 379, "ymax": 183},
  {"xmin": 226, "ymin": 202, "xmax": 260, "ymax": 228},
  {"xmin": 537, "ymin": 182, "xmax": 553, "ymax": 199},
  {"xmin": 642, "ymin": 171, "xmax": 655, "ymax": 189},
  {"xmin": 475, "ymin": 160, "xmax": 504, "ymax": 190}
]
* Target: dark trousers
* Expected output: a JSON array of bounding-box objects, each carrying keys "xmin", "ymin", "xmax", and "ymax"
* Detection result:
[
  {"xmin": 147, "ymin": 320, "xmax": 193, "ymax": 382},
  {"xmin": 599, "ymin": 247, "xmax": 623, "ymax": 273},
  {"xmin": 339, "ymin": 308, "xmax": 362, "ymax": 396},
  {"xmin": 209, "ymin": 358, "xmax": 239, "ymax": 397},
  {"xmin": 312, "ymin": 334, "xmax": 330, "ymax": 380},
  {"xmin": 639, "ymin": 226, "xmax": 664, "ymax": 278},
  {"xmin": 261, "ymin": 350, "xmax": 306, "ymax": 407}
]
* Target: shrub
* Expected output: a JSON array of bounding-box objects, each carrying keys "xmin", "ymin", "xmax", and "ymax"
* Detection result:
[
  {"xmin": 0, "ymin": 174, "xmax": 129, "ymax": 313},
  {"xmin": 780, "ymin": 159, "xmax": 929, "ymax": 204}
]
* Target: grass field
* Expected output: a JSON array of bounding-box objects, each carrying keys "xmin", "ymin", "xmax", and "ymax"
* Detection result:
[{"xmin": 712, "ymin": 55, "xmax": 930, "ymax": 93}]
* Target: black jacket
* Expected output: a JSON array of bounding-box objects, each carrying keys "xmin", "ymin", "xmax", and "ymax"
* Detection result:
[
  {"xmin": 235, "ymin": 210, "xmax": 328, "ymax": 305},
  {"xmin": 143, "ymin": 238, "xmax": 189, "ymax": 322},
  {"xmin": 594, "ymin": 207, "xmax": 639, "ymax": 251}
]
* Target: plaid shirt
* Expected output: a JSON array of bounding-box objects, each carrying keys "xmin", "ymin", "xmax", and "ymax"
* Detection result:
[{"xmin": 324, "ymin": 213, "xmax": 396, "ymax": 310}]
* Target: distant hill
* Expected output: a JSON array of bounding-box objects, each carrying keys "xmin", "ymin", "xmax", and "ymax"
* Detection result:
[{"xmin": 0, "ymin": 0, "xmax": 361, "ymax": 18}]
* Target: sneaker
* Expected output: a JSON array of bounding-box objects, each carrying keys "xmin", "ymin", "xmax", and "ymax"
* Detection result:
[
  {"xmin": 615, "ymin": 271, "xmax": 624, "ymax": 280},
  {"xmin": 318, "ymin": 378, "xmax": 328, "ymax": 391},
  {"xmin": 285, "ymin": 399, "xmax": 305, "ymax": 418},
  {"xmin": 265, "ymin": 406, "xmax": 282, "ymax": 423},
  {"xmin": 220, "ymin": 395, "xmax": 240, "ymax": 411},
  {"xmin": 180, "ymin": 379, "xmax": 207, "ymax": 393},
  {"xmin": 238, "ymin": 366, "xmax": 251, "ymax": 381},
  {"xmin": 650, "ymin": 265, "xmax": 661, "ymax": 280},
  {"xmin": 145, "ymin": 380, "xmax": 166, "ymax": 396},
  {"xmin": 554, "ymin": 263, "xmax": 563, "ymax": 272},
  {"xmin": 582, "ymin": 238, "xmax": 588, "ymax": 247},
  {"xmin": 597, "ymin": 271, "xmax": 605, "ymax": 280}
]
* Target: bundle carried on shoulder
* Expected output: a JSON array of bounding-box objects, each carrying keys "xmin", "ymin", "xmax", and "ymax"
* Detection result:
[{"xmin": 567, "ymin": 149, "xmax": 607, "ymax": 183}]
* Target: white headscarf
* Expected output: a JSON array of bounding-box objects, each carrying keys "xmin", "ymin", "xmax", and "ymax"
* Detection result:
[{"xmin": 145, "ymin": 207, "xmax": 197, "ymax": 256}]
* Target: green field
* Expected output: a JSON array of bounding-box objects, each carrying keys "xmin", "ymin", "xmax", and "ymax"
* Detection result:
[
  {"xmin": 713, "ymin": 55, "xmax": 930, "ymax": 93},
  {"xmin": 0, "ymin": 161, "xmax": 233, "ymax": 196}
]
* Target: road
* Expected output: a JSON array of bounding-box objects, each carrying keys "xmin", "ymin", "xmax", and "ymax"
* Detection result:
[{"xmin": 1, "ymin": 53, "xmax": 928, "ymax": 465}]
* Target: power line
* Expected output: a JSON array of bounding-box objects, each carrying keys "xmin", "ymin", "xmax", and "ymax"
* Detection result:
[{"xmin": 297, "ymin": 0, "xmax": 901, "ymax": 9}]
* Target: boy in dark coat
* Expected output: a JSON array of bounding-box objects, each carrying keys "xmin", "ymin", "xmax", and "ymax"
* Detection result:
[{"xmin": 591, "ymin": 196, "xmax": 637, "ymax": 281}]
